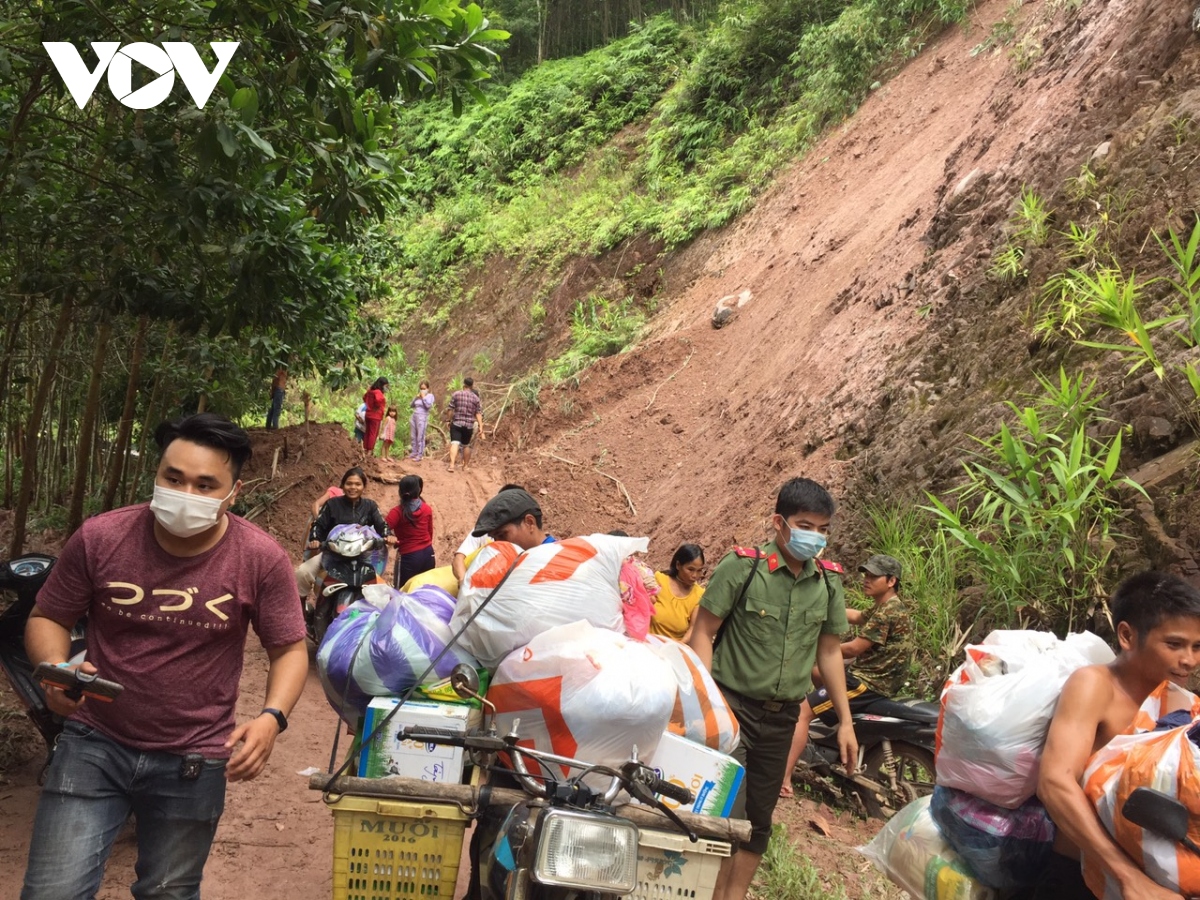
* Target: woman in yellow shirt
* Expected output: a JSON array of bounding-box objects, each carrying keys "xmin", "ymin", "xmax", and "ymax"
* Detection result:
[{"xmin": 651, "ymin": 544, "xmax": 706, "ymax": 642}]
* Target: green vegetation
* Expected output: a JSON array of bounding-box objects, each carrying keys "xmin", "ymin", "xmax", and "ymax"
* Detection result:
[
  {"xmin": 0, "ymin": 0, "xmax": 507, "ymax": 551},
  {"xmin": 1035, "ymin": 217, "xmax": 1200, "ymax": 416},
  {"xmin": 383, "ymin": 0, "xmax": 972, "ymax": 322},
  {"xmin": 989, "ymin": 186, "xmax": 1051, "ymax": 281},
  {"xmin": 547, "ymin": 293, "xmax": 647, "ymax": 381},
  {"xmin": 925, "ymin": 371, "xmax": 1144, "ymax": 633},
  {"xmin": 759, "ymin": 824, "xmax": 850, "ymax": 900}
]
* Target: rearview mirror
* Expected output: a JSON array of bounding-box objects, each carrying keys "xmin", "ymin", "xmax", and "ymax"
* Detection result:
[
  {"xmin": 450, "ymin": 663, "xmax": 480, "ymax": 699},
  {"xmin": 1122, "ymin": 787, "xmax": 1199, "ymax": 854}
]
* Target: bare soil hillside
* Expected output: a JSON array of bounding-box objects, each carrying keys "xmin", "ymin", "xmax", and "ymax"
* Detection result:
[{"xmin": 476, "ymin": 0, "xmax": 1200, "ymax": 578}]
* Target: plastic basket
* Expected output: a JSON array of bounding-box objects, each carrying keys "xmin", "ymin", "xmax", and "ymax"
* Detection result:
[
  {"xmin": 328, "ymin": 777, "xmax": 474, "ymax": 900},
  {"xmin": 627, "ymin": 828, "xmax": 731, "ymax": 900}
]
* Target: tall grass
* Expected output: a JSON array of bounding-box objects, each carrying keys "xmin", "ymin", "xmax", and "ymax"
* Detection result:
[
  {"xmin": 864, "ymin": 504, "xmax": 968, "ymax": 689},
  {"xmin": 925, "ymin": 373, "xmax": 1144, "ymax": 635},
  {"xmin": 759, "ymin": 824, "xmax": 850, "ymax": 900}
]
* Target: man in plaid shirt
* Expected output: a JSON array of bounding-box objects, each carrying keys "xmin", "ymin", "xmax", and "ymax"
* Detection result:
[{"xmin": 446, "ymin": 376, "xmax": 485, "ymax": 473}]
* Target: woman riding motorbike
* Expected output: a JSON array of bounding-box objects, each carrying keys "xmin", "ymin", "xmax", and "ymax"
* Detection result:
[{"xmin": 294, "ymin": 467, "xmax": 393, "ymax": 607}]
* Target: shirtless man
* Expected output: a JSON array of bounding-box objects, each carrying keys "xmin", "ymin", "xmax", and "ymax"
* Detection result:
[{"xmin": 1035, "ymin": 571, "xmax": 1200, "ymax": 900}]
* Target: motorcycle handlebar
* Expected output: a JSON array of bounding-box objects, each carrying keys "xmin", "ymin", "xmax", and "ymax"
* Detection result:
[{"xmin": 648, "ymin": 777, "xmax": 694, "ymax": 806}]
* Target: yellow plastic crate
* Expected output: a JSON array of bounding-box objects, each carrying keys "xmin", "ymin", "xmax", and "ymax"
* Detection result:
[
  {"xmin": 329, "ymin": 791, "xmax": 469, "ymax": 900},
  {"xmin": 628, "ymin": 828, "xmax": 731, "ymax": 900}
]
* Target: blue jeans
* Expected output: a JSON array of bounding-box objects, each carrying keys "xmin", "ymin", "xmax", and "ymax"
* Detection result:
[{"xmin": 21, "ymin": 721, "xmax": 227, "ymax": 900}]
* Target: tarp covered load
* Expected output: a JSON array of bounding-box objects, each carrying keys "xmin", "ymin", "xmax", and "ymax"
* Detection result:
[
  {"xmin": 488, "ymin": 621, "xmax": 676, "ymax": 775},
  {"xmin": 647, "ymin": 635, "xmax": 739, "ymax": 755},
  {"xmin": 318, "ymin": 583, "xmax": 483, "ymax": 724},
  {"xmin": 450, "ymin": 534, "xmax": 648, "ymax": 670},
  {"xmin": 1083, "ymin": 681, "xmax": 1200, "ymax": 900}
]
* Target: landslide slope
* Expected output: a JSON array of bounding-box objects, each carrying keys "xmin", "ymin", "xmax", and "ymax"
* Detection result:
[{"xmin": 408, "ymin": 0, "xmax": 1200, "ymax": 569}]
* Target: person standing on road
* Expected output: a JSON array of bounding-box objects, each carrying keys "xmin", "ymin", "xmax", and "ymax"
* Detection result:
[
  {"xmin": 688, "ymin": 477, "xmax": 856, "ymax": 900},
  {"xmin": 379, "ymin": 407, "xmax": 398, "ymax": 458},
  {"xmin": 386, "ymin": 475, "xmax": 437, "ymax": 588},
  {"xmin": 446, "ymin": 376, "xmax": 484, "ymax": 473},
  {"xmin": 20, "ymin": 412, "xmax": 309, "ymax": 900},
  {"xmin": 362, "ymin": 377, "xmax": 388, "ymax": 453},
  {"xmin": 408, "ymin": 380, "xmax": 435, "ymax": 461},
  {"xmin": 265, "ymin": 367, "xmax": 286, "ymax": 429}
]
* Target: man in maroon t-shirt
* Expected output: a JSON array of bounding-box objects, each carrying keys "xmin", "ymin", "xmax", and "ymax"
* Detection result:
[{"xmin": 20, "ymin": 413, "xmax": 307, "ymax": 900}]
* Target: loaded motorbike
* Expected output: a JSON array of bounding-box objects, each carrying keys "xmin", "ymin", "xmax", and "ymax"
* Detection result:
[
  {"xmin": 312, "ymin": 665, "xmax": 750, "ymax": 900},
  {"xmin": 306, "ymin": 525, "xmax": 387, "ymax": 645},
  {"xmin": 795, "ymin": 696, "xmax": 938, "ymax": 819},
  {"xmin": 0, "ymin": 553, "xmax": 84, "ymax": 773}
]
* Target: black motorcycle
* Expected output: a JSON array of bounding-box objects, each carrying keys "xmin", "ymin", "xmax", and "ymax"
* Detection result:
[
  {"xmin": 306, "ymin": 527, "xmax": 386, "ymax": 645},
  {"xmin": 796, "ymin": 696, "xmax": 939, "ymax": 819},
  {"xmin": 0, "ymin": 553, "xmax": 83, "ymax": 774}
]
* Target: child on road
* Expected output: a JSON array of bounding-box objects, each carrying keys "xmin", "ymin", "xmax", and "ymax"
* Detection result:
[{"xmin": 380, "ymin": 407, "xmax": 398, "ymax": 458}]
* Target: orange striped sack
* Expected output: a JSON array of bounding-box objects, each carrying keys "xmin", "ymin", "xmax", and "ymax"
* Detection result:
[
  {"xmin": 646, "ymin": 635, "xmax": 740, "ymax": 754},
  {"xmin": 1081, "ymin": 681, "xmax": 1200, "ymax": 900}
]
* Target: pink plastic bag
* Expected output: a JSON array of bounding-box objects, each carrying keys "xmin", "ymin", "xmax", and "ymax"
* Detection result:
[{"xmin": 619, "ymin": 558, "xmax": 658, "ymax": 641}]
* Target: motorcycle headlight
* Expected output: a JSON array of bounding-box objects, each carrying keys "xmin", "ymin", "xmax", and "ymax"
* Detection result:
[{"xmin": 532, "ymin": 809, "xmax": 639, "ymax": 894}]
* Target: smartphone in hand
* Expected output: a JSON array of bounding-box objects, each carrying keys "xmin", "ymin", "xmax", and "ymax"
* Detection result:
[{"xmin": 34, "ymin": 663, "xmax": 124, "ymax": 702}]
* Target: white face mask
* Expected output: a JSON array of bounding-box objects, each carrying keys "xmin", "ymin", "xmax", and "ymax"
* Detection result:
[{"xmin": 150, "ymin": 484, "xmax": 236, "ymax": 538}]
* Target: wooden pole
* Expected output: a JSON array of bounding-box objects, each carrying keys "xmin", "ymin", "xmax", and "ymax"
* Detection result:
[{"xmin": 307, "ymin": 772, "xmax": 751, "ymax": 843}]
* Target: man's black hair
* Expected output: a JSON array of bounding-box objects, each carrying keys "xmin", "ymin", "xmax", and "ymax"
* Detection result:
[
  {"xmin": 1112, "ymin": 571, "xmax": 1200, "ymax": 641},
  {"xmin": 499, "ymin": 483, "xmax": 525, "ymax": 493},
  {"xmin": 154, "ymin": 413, "xmax": 252, "ymax": 480},
  {"xmin": 464, "ymin": 376, "xmax": 474, "ymax": 388},
  {"xmin": 774, "ymin": 477, "xmax": 836, "ymax": 519},
  {"xmin": 668, "ymin": 543, "xmax": 705, "ymax": 577}
]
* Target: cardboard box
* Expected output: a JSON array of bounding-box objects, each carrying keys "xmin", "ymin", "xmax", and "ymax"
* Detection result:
[
  {"xmin": 358, "ymin": 698, "xmax": 470, "ymax": 782},
  {"xmin": 646, "ymin": 731, "xmax": 744, "ymax": 817}
]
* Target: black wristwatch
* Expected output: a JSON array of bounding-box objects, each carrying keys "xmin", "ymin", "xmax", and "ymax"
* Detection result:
[{"xmin": 260, "ymin": 707, "xmax": 288, "ymax": 733}]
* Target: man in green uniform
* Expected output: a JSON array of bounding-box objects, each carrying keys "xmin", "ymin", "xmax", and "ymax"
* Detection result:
[{"xmin": 689, "ymin": 477, "xmax": 856, "ymax": 900}]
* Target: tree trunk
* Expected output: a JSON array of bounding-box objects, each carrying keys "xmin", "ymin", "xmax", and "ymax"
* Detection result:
[
  {"xmin": 126, "ymin": 325, "xmax": 174, "ymax": 506},
  {"xmin": 102, "ymin": 315, "xmax": 148, "ymax": 511},
  {"xmin": 536, "ymin": 0, "xmax": 547, "ymax": 63},
  {"xmin": 10, "ymin": 295, "xmax": 75, "ymax": 556},
  {"xmin": 196, "ymin": 364, "xmax": 215, "ymax": 413},
  {"xmin": 66, "ymin": 319, "xmax": 112, "ymax": 535}
]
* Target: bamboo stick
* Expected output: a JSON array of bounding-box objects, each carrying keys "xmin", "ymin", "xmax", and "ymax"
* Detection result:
[{"xmin": 308, "ymin": 773, "xmax": 752, "ymax": 843}]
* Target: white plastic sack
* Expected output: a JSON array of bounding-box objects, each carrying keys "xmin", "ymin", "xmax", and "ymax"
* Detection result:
[
  {"xmin": 488, "ymin": 621, "xmax": 676, "ymax": 776},
  {"xmin": 646, "ymin": 636, "xmax": 740, "ymax": 754},
  {"xmin": 450, "ymin": 534, "xmax": 647, "ymax": 670},
  {"xmin": 937, "ymin": 629, "xmax": 1114, "ymax": 808},
  {"xmin": 860, "ymin": 796, "xmax": 997, "ymax": 900}
]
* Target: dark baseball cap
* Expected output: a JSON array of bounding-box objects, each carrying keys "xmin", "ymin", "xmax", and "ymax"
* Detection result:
[
  {"xmin": 472, "ymin": 488, "xmax": 542, "ymax": 537},
  {"xmin": 859, "ymin": 554, "xmax": 902, "ymax": 579}
]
